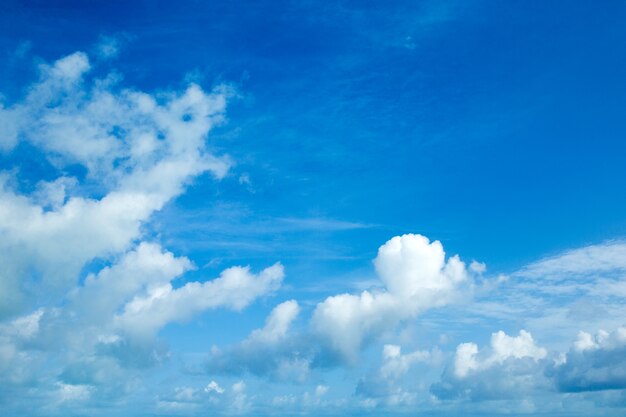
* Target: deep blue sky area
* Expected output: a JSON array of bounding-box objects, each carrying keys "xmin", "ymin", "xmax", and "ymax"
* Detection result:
[
  {"xmin": 2, "ymin": 1, "xmax": 626, "ymax": 416},
  {"xmin": 3, "ymin": 1, "xmax": 626, "ymax": 272}
]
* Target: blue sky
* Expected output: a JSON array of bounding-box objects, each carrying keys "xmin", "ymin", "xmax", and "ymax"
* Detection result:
[{"xmin": 2, "ymin": 1, "xmax": 626, "ymax": 416}]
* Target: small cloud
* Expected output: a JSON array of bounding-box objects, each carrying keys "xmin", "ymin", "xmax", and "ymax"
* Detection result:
[
  {"xmin": 315, "ymin": 385, "xmax": 329, "ymax": 397},
  {"xmin": 96, "ymin": 35, "xmax": 121, "ymax": 59},
  {"xmin": 470, "ymin": 260, "xmax": 486, "ymax": 274},
  {"xmin": 238, "ymin": 173, "xmax": 251, "ymax": 185},
  {"xmin": 204, "ymin": 380, "xmax": 224, "ymax": 394},
  {"xmin": 14, "ymin": 40, "xmax": 32, "ymax": 59}
]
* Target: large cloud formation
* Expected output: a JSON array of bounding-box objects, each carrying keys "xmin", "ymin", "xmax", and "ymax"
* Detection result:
[
  {"xmin": 0, "ymin": 50, "xmax": 282, "ymax": 413},
  {"xmin": 206, "ymin": 234, "xmax": 476, "ymax": 380}
]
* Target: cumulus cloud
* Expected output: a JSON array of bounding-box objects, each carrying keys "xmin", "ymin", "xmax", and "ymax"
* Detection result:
[
  {"xmin": 203, "ymin": 234, "xmax": 476, "ymax": 383},
  {"xmin": 72, "ymin": 242, "xmax": 193, "ymax": 324},
  {"xmin": 205, "ymin": 380, "xmax": 225, "ymax": 394},
  {"xmin": 552, "ymin": 327, "xmax": 626, "ymax": 392},
  {"xmin": 206, "ymin": 300, "xmax": 311, "ymax": 381},
  {"xmin": 116, "ymin": 263, "xmax": 284, "ymax": 340},
  {"xmin": 380, "ymin": 344, "xmax": 434, "ymax": 379},
  {"xmin": 432, "ymin": 330, "xmax": 549, "ymax": 401},
  {"xmin": 311, "ymin": 234, "xmax": 474, "ymax": 362}
]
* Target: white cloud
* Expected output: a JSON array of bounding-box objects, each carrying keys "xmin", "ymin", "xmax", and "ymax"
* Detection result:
[
  {"xmin": 205, "ymin": 380, "xmax": 225, "ymax": 395},
  {"xmin": 314, "ymin": 384, "xmax": 329, "ymax": 397},
  {"xmin": 56, "ymin": 382, "xmax": 92, "ymax": 403},
  {"xmin": 3, "ymin": 51, "xmax": 230, "ymax": 178},
  {"xmin": 552, "ymin": 327, "xmax": 626, "ymax": 392},
  {"xmin": 380, "ymin": 344, "xmax": 432, "ymax": 379},
  {"xmin": 490, "ymin": 330, "xmax": 547, "ymax": 364},
  {"xmin": 71, "ymin": 242, "xmax": 193, "ymax": 326},
  {"xmin": 311, "ymin": 234, "xmax": 473, "ymax": 362},
  {"xmin": 0, "ymin": 50, "xmax": 231, "ymax": 318},
  {"xmin": 517, "ymin": 241, "xmax": 626, "ymax": 280},
  {"xmin": 374, "ymin": 234, "xmax": 468, "ymax": 299},
  {"xmin": 356, "ymin": 342, "xmax": 440, "ymax": 407},
  {"xmin": 206, "ymin": 300, "xmax": 309, "ymax": 382},
  {"xmin": 462, "ymin": 240, "xmax": 626, "ymax": 355},
  {"xmin": 115, "ymin": 263, "xmax": 284, "ymax": 339},
  {"xmin": 246, "ymin": 300, "xmax": 299, "ymax": 345},
  {"xmin": 311, "ymin": 290, "xmax": 397, "ymax": 363},
  {"xmin": 432, "ymin": 330, "xmax": 549, "ymax": 401},
  {"xmin": 0, "ymin": 49, "xmax": 288, "ymax": 415},
  {"xmin": 454, "ymin": 342, "xmax": 479, "ymax": 378},
  {"xmin": 96, "ymin": 35, "xmax": 122, "ymax": 59},
  {"xmin": 231, "ymin": 381, "xmax": 249, "ymax": 413},
  {"xmin": 453, "ymin": 330, "xmax": 547, "ymax": 379}
]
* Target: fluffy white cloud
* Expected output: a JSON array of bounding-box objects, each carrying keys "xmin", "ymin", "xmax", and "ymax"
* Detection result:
[
  {"xmin": 205, "ymin": 380, "xmax": 225, "ymax": 395},
  {"xmin": 380, "ymin": 344, "xmax": 432, "ymax": 379},
  {"xmin": 0, "ymin": 49, "xmax": 287, "ymax": 415},
  {"xmin": 432, "ymin": 330, "xmax": 549, "ymax": 401},
  {"xmin": 311, "ymin": 290, "xmax": 397, "ymax": 363},
  {"xmin": 374, "ymin": 234, "xmax": 468, "ymax": 299},
  {"xmin": 72, "ymin": 242, "xmax": 193, "ymax": 324},
  {"xmin": 453, "ymin": 330, "xmax": 547, "ymax": 378},
  {"xmin": 311, "ymin": 234, "xmax": 474, "ymax": 362},
  {"xmin": 2, "ymin": 52, "xmax": 230, "ymax": 179},
  {"xmin": 246, "ymin": 299, "xmax": 299, "ymax": 345},
  {"xmin": 0, "ymin": 51, "xmax": 231, "ymax": 318},
  {"xmin": 116, "ymin": 263, "xmax": 285, "ymax": 339}
]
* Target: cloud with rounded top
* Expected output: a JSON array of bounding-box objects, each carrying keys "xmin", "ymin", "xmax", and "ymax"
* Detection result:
[{"xmin": 311, "ymin": 234, "xmax": 474, "ymax": 362}]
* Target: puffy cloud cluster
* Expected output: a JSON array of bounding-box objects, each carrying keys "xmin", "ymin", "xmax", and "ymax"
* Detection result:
[
  {"xmin": 432, "ymin": 330, "xmax": 549, "ymax": 401},
  {"xmin": 0, "ymin": 51, "xmax": 231, "ymax": 317},
  {"xmin": 1, "ymin": 52, "xmax": 230, "ymax": 179},
  {"xmin": 5, "ymin": 50, "xmax": 626, "ymax": 417},
  {"xmin": 311, "ymin": 234, "xmax": 474, "ymax": 362},
  {"xmin": 552, "ymin": 327, "xmax": 626, "ymax": 392},
  {"xmin": 0, "ymin": 49, "xmax": 282, "ymax": 413},
  {"xmin": 206, "ymin": 234, "xmax": 477, "ymax": 381},
  {"xmin": 356, "ymin": 343, "xmax": 439, "ymax": 407},
  {"xmin": 116, "ymin": 262, "xmax": 284, "ymax": 340},
  {"xmin": 432, "ymin": 325, "xmax": 626, "ymax": 406},
  {"xmin": 380, "ymin": 344, "xmax": 434, "ymax": 379},
  {"xmin": 453, "ymin": 330, "xmax": 547, "ymax": 378}
]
